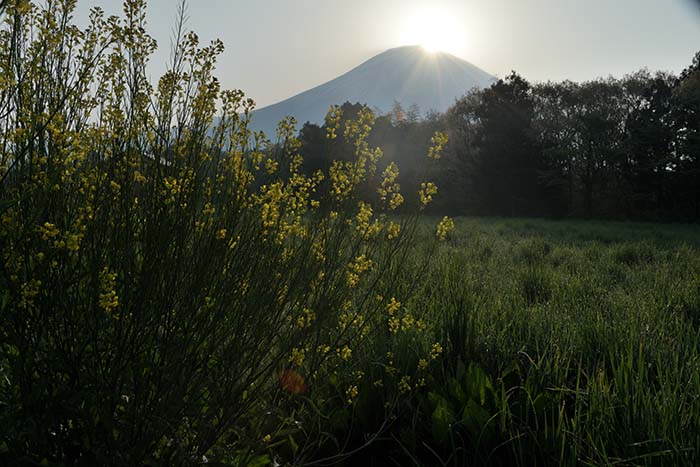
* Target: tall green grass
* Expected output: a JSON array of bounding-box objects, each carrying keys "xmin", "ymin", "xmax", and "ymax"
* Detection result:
[{"xmin": 352, "ymin": 217, "xmax": 700, "ymax": 466}]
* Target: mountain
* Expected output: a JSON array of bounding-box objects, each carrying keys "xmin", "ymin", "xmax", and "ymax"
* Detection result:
[{"xmin": 250, "ymin": 45, "xmax": 496, "ymax": 138}]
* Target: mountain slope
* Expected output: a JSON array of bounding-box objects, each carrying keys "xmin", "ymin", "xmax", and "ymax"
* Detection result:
[{"xmin": 250, "ymin": 46, "xmax": 496, "ymax": 137}]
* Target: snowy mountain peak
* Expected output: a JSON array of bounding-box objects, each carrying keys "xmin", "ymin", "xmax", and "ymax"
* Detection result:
[{"xmin": 250, "ymin": 46, "xmax": 496, "ymax": 137}]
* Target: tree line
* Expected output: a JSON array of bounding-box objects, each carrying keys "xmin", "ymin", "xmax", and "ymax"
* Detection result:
[{"xmin": 297, "ymin": 51, "xmax": 700, "ymax": 222}]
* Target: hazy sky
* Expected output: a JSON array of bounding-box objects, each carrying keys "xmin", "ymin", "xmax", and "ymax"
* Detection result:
[{"xmin": 76, "ymin": 0, "xmax": 700, "ymax": 108}]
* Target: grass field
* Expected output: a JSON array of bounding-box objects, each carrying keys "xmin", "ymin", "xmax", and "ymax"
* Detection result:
[
  {"xmin": 345, "ymin": 217, "xmax": 700, "ymax": 466},
  {"xmin": 2, "ymin": 3, "xmax": 698, "ymax": 463}
]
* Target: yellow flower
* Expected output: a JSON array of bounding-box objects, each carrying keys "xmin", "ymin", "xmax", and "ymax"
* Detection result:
[
  {"xmin": 347, "ymin": 255, "xmax": 373, "ymax": 288},
  {"xmin": 216, "ymin": 229, "xmax": 227, "ymax": 240},
  {"xmin": 388, "ymin": 316, "xmax": 400, "ymax": 334},
  {"xmin": 38, "ymin": 222, "xmax": 60, "ymax": 241},
  {"xmin": 20, "ymin": 279, "xmax": 41, "ymax": 307},
  {"xmin": 419, "ymin": 182, "xmax": 438, "ymax": 207},
  {"xmin": 296, "ymin": 308, "xmax": 316, "ymax": 329},
  {"xmin": 401, "ymin": 314, "xmax": 415, "ymax": 331},
  {"xmin": 436, "ymin": 216, "xmax": 455, "ymax": 241},
  {"xmin": 265, "ymin": 158, "xmax": 279, "ymax": 174},
  {"xmin": 355, "ymin": 201, "xmax": 373, "ymax": 233},
  {"xmin": 389, "ymin": 193, "xmax": 404, "ymax": 210},
  {"xmin": 134, "ymin": 171, "xmax": 147, "ymax": 183},
  {"xmin": 386, "ymin": 297, "xmax": 401, "ymax": 316},
  {"xmin": 346, "ymin": 385, "xmax": 359, "ymax": 404},
  {"xmin": 378, "ymin": 162, "xmax": 402, "ymax": 210},
  {"xmin": 98, "ymin": 268, "xmax": 119, "ymax": 315},
  {"xmin": 430, "ymin": 342, "xmax": 444, "ymax": 360},
  {"xmin": 418, "ymin": 358, "xmax": 429, "ymax": 370},
  {"xmin": 386, "ymin": 221, "xmax": 401, "ymax": 240},
  {"xmin": 428, "ymin": 131, "xmax": 449, "ymax": 159},
  {"xmin": 66, "ymin": 234, "xmax": 82, "ymax": 251},
  {"xmin": 262, "ymin": 434, "xmax": 272, "ymax": 443},
  {"xmin": 338, "ymin": 345, "xmax": 352, "ymax": 361},
  {"xmin": 325, "ymin": 105, "xmax": 342, "ymax": 140},
  {"xmin": 399, "ymin": 376, "xmax": 412, "ymax": 394},
  {"xmin": 338, "ymin": 309, "xmax": 359, "ymax": 331},
  {"xmin": 289, "ymin": 347, "xmax": 305, "ymax": 366}
]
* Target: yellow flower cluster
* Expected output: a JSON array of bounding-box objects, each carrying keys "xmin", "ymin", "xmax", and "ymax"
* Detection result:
[
  {"xmin": 20, "ymin": 279, "xmax": 41, "ymax": 308},
  {"xmin": 264, "ymin": 158, "xmax": 279, "ymax": 175},
  {"xmin": 346, "ymin": 385, "xmax": 359, "ymax": 404},
  {"xmin": 436, "ymin": 216, "xmax": 455, "ymax": 241},
  {"xmin": 162, "ymin": 176, "xmax": 182, "ymax": 205},
  {"xmin": 401, "ymin": 314, "xmax": 416, "ymax": 331},
  {"xmin": 388, "ymin": 316, "xmax": 400, "ymax": 334},
  {"xmin": 325, "ymin": 105, "xmax": 342, "ymax": 140},
  {"xmin": 296, "ymin": 308, "xmax": 316, "ymax": 330},
  {"xmin": 355, "ymin": 201, "xmax": 382, "ymax": 238},
  {"xmin": 65, "ymin": 233, "xmax": 82, "ymax": 252},
  {"xmin": 430, "ymin": 342, "xmax": 444, "ymax": 360},
  {"xmin": 98, "ymin": 267, "xmax": 119, "ymax": 315},
  {"xmin": 329, "ymin": 160, "xmax": 354, "ymax": 201},
  {"xmin": 386, "ymin": 297, "xmax": 401, "ymax": 315},
  {"xmin": 419, "ymin": 182, "xmax": 438, "ymax": 207},
  {"xmin": 378, "ymin": 162, "xmax": 403, "ymax": 210},
  {"xmin": 346, "ymin": 255, "xmax": 373, "ymax": 288},
  {"xmin": 339, "ymin": 308, "xmax": 368, "ymax": 337},
  {"xmin": 338, "ymin": 345, "xmax": 352, "ymax": 361},
  {"xmin": 289, "ymin": 347, "xmax": 305, "ymax": 366},
  {"xmin": 38, "ymin": 222, "xmax": 60, "ymax": 241},
  {"xmin": 386, "ymin": 221, "xmax": 401, "ymax": 240},
  {"xmin": 389, "ymin": 193, "xmax": 404, "ymax": 211},
  {"xmin": 258, "ymin": 183, "xmax": 282, "ymax": 232},
  {"xmin": 398, "ymin": 376, "xmax": 412, "ymax": 394},
  {"xmin": 428, "ymin": 131, "xmax": 449, "ymax": 160},
  {"xmin": 385, "ymin": 297, "xmax": 420, "ymax": 334},
  {"xmin": 386, "ymin": 297, "xmax": 401, "ymax": 333},
  {"xmin": 37, "ymin": 222, "xmax": 83, "ymax": 252}
]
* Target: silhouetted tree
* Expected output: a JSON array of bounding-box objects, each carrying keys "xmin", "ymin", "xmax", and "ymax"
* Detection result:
[
  {"xmin": 624, "ymin": 74, "xmax": 676, "ymax": 219},
  {"xmin": 671, "ymin": 51, "xmax": 700, "ymax": 219},
  {"xmin": 472, "ymin": 72, "xmax": 552, "ymax": 216},
  {"xmin": 297, "ymin": 53, "xmax": 700, "ymax": 222}
]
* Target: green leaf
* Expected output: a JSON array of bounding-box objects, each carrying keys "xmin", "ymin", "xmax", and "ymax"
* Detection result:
[
  {"xmin": 465, "ymin": 364, "xmax": 494, "ymax": 407},
  {"xmin": 246, "ymin": 455, "xmax": 271, "ymax": 467},
  {"xmin": 448, "ymin": 377, "xmax": 467, "ymax": 405},
  {"xmin": 461, "ymin": 399, "xmax": 492, "ymax": 437},
  {"xmin": 288, "ymin": 434, "xmax": 298, "ymax": 455},
  {"xmin": 429, "ymin": 392, "xmax": 454, "ymax": 445}
]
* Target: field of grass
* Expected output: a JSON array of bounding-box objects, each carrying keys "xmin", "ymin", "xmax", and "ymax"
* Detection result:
[
  {"xmin": 2, "ymin": 4, "xmax": 698, "ymax": 463},
  {"xmin": 340, "ymin": 217, "xmax": 700, "ymax": 466}
]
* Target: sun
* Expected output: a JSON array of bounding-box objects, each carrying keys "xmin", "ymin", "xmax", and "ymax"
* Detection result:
[{"xmin": 398, "ymin": 6, "xmax": 464, "ymax": 55}]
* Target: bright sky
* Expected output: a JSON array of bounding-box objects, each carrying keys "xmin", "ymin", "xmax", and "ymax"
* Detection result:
[{"xmin": 76, "ymin": 0, "xmax": 700, "ymax": 108}]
